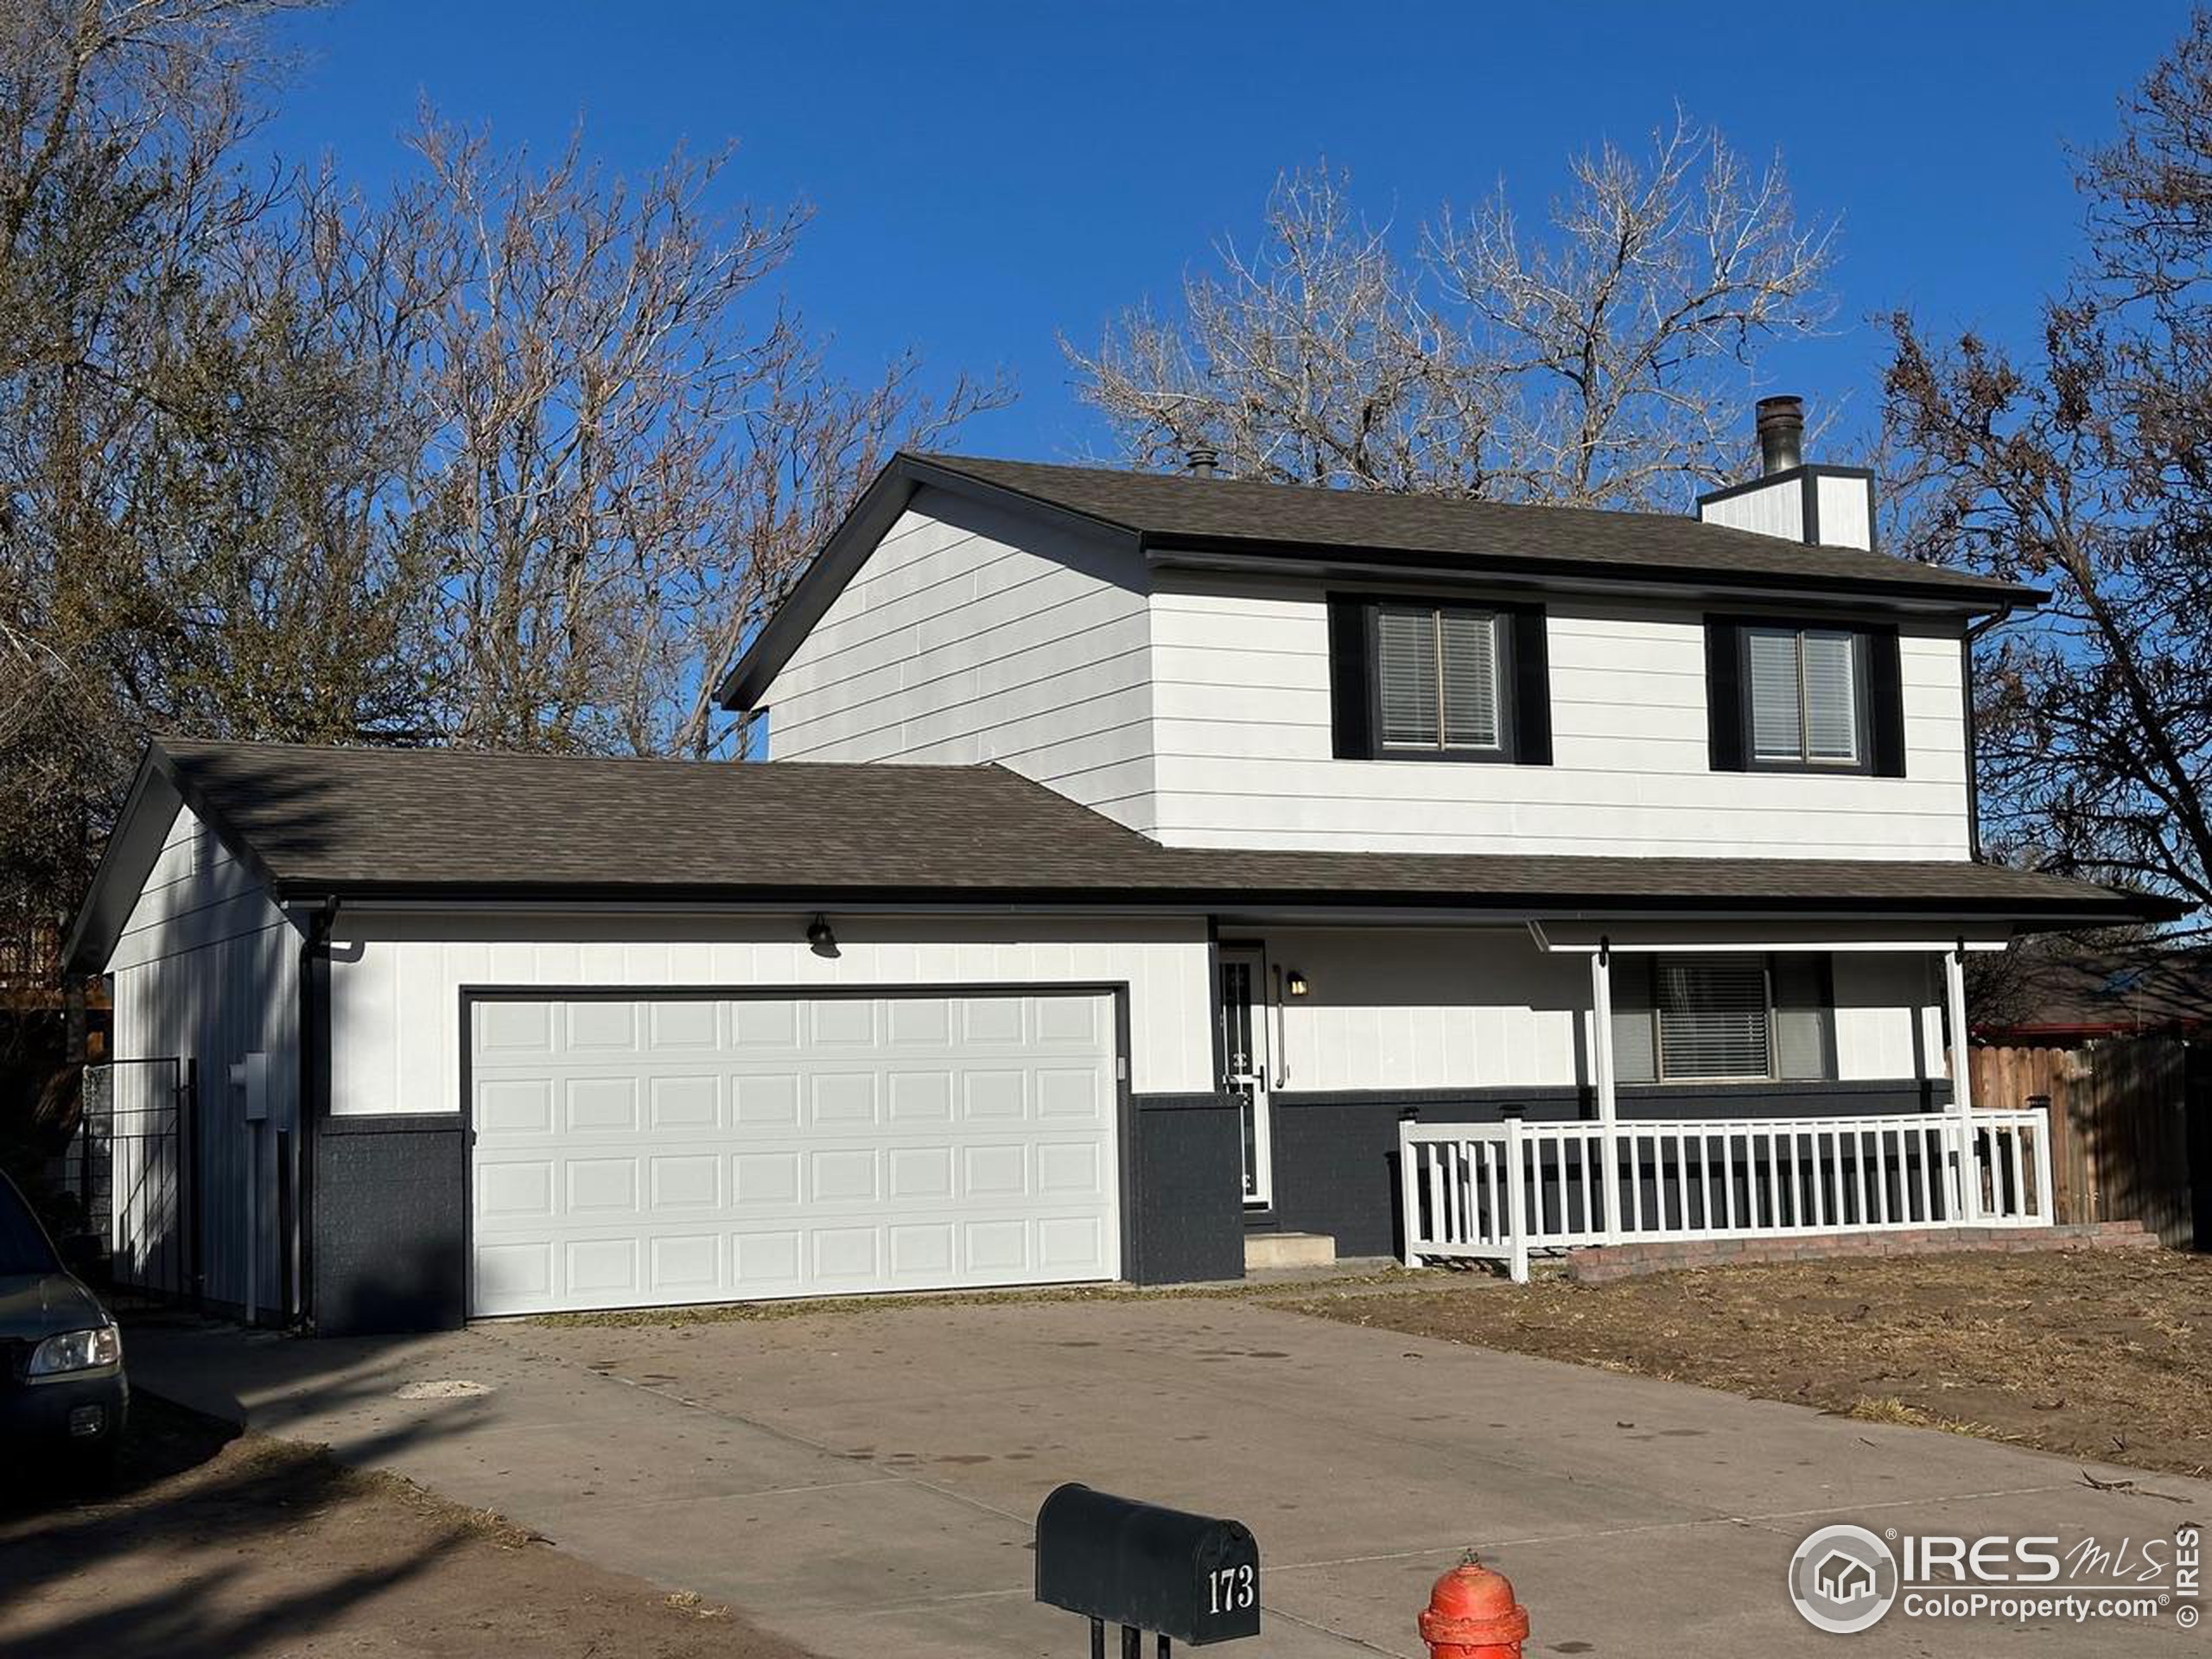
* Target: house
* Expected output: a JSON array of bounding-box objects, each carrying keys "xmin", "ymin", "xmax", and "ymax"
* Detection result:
[
  {"xmin": 1814, "ymin": 1552, "xmax": 1877, "ymax": 1605},
  {"xmin": 1971, "ymin": 944, "xmax": 2212, "ymax": 1044},
  {"xmin": 63, "ymin": 397, "xmax": 2177, "ymax": 1333}
]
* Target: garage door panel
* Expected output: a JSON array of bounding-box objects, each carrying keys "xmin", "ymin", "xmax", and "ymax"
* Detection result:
[
  {"xmin": 470, "ymin": 991, "xmax": 1119, "ymax": 1315},
  {"xmin": 648, "ymin": 999, "xmax": 720, "ymax": 1050},
  {"xmin": 652, "ymin": 1233, "xmax": 721, "ymax": 1293},
  {"xmin": 809, "ymin": 1072, "xmax": 877, "ymax": 1124},
  {"xmin": 564, "ymin": 1076, "xmax": 639, "ymax": 1132},
  {"xmin": 733, "ymin": 1073, "xmax": 798, "ymax": 1124},
  {"xmin": 648, "ymin": 1073, "xmax": 721, "ymax": 1130},
  {"xmin": 566, "ymin": 1001, "xmax": 639, "ymax": 1052},
  {"xmin": 734, "ymin": 999, "xmax": 800, "ymax": 1047},
  {"xmin": 649, "ymin": 1153, "xmax": 721, "ymax": 1209},
  {"xmin": 478, "ymin": 1000, "xmax": 554, "ymax": 1054},
  {"xmin": 887, "ymin": 998, "xmax": 952, "ymax": 1046},
  {"xmin": 887, "ymin": 1070, "xmax": 954, "ymax": 1121}
]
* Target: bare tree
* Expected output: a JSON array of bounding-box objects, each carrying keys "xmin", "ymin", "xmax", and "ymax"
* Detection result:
[
  {"xmin": 0, "ymin": 0, "xmax": 312, "ymax": 938},
  {"xmin": 1070, "ymin": 114, "xmax": 1834, "ymax": 507},
  {"xmin": 1070, "ymin": 169, "xmax": 1496, "ymax": 493},
  {"xmin": 0, "ymin": 3, "xmax": 1005, "ymax": 991},
  {"xmin": 1885, "ymin": 11, "xmax": 2212, "ymax": 916},
  {"xmin": 379, "ymin": 115, "xmax": 1007, "ymax": 760}
]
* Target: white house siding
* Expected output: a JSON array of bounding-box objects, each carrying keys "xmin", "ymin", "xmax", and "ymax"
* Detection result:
[
  {"xmin": 327, "ymin": 912, "xmax": 1214, "ymax": 1117},
  {"xmin": 762, "ymin": 486, "xmax": 1160, "ymax": 833},
  {"xmin": 1815, "ymin": 474, "xmax": 1875, "ymax": 551},
  {"xmin": 1256, "ymin": 929, "xmax": 1941, "ymax": 1095},
  {"xmin": 105, "ymin": 800, "xmax": 301, "ymax": 1312},
  {"xmin": 1146, "ymin": 576, "xmax": 1972, "ymax": 858},
  {"xmin": 1698, "ymin": 479, "xmax": 1805, "ymax": 542}
]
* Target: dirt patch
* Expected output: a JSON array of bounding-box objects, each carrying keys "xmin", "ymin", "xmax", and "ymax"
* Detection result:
[
  {"xmin": 533, "ymin": 1264, "xmax": 1417, "ymax": 1328},
  {"xmin": 0, "ymin": 1394, "xmax": 812, "ymax": 1659},
  {"xmin": 1278, "ymin": 1249, "xmax": 2212, "ymax": 1479}
]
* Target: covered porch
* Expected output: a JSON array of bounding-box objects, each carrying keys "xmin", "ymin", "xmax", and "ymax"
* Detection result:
[{"xmin": 1392, "ymin": 925, "xmax": 2054, "ymax": 1281}]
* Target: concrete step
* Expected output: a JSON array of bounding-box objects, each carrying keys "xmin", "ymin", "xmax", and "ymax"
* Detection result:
[{"xmin": 1245, "ymin": 1231, "xmax": 1336, "ymax": 1272}]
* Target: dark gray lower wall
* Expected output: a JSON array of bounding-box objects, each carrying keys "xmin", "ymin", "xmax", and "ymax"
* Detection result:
[
  {"xmin": 1269, "ymin": 1080, "xmax": 1952, "ymax": 1260},
  {"xmin": 1128, "ymin": 1093, "xmax": 1245, "ymax": 1285},
  {"xmin": 313, "ymin": 1115, "xmax": 466, "ymax": 1336}
]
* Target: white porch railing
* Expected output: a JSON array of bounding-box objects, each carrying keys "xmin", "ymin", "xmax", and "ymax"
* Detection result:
[{"xmin": 1398, "ymin": 1109, "xmax": 2056, "ymax": 1283}]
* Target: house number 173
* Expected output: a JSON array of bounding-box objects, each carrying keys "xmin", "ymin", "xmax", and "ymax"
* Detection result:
[{"xmin": 1209, "ymin": 1564, "xmax": 1255, "ymax": 1615}]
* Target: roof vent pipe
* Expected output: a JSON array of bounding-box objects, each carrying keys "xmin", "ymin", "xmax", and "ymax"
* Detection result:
[
  {"xmin": 1183, "ymin": 443, "xmax": 1220, "ymax": 478},
  {"xmin": 1756, "ymin": 396, "xmax": 1804, "ymax": 476}
]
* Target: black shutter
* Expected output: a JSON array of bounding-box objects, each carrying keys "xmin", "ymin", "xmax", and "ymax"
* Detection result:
[
  {"xmin": 1326, "ymin": 595, "xmax": 1373, "ymax": 759},
  {"xmin": 1705, "ymin": 617, "xmax": 1746, "ymax": 771},
  {"xmin": 1509, "ymin": 605, "xmax": 1552, "ymax": 765},
  {"xmin": 1866, "ymin": 625, "xmax": 1906, "ymax": 777}
]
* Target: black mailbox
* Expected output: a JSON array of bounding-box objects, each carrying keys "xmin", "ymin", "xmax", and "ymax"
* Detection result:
[{"xmin": 1035, "ymin": 1483, "xmax": 1261, "ymax": 1647}]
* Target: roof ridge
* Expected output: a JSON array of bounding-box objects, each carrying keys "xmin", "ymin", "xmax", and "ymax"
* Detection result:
[{"xmin": 908, "ymin": 449, "xmax": 1929, "ymax": 558}]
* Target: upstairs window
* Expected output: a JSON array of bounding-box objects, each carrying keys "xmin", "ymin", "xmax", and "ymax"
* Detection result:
[
  {"xmin": 1326, "ymin": 594, "xmax": 1553, "ymax": 765},
  {"xmin": 1377, "ymin": 606, "xmax": 1503, "ymax": 753},
  {"xmin": 1703, "ymin": 616, "xmax": 1907, "ymax": 777},
  {"xmin": 1611, "ymin": 952, "xmax": 1836, "ymax": 1084},
  {"xmin": 1747, "ymin": 626, "xmax": 1864, "ymax": 767}
]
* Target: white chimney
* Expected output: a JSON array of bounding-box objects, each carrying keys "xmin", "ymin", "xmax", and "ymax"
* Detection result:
[{"xmin": 1694, "ymin": 395, "xmax": 1875, "ymax": 550}]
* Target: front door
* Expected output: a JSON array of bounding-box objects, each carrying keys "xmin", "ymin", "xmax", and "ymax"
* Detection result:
[{"xmin": 1217, "ymin": 947, "xmax": 1274, "ymax": 1206}]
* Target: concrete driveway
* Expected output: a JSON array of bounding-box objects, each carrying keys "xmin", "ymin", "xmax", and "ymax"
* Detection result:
[{"xmin": 130, "ymin": 1294, "xmax": 2206, "ymax": 1659}]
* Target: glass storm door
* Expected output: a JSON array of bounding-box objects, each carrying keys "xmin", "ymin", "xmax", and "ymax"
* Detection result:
[{"xmin": 1218, "ymin": 947, "xmax": 1274, "ymax": 1205}]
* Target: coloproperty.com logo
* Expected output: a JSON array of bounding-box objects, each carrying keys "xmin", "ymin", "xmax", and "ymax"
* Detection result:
[{"xmin": 1787, "ymin": 1522, "xmax": 2202, "ymax": 1634}]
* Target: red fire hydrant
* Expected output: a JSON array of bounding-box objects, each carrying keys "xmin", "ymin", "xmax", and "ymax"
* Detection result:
[{"xmin": 1419, "ymin": 1556, "xmax": 1529, "ymax": 1659}]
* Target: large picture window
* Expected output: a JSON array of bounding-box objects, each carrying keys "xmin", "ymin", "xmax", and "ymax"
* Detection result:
[{"xmin": 1611, "ymin": 952, "xmax": 1836, "ymax": 1084}]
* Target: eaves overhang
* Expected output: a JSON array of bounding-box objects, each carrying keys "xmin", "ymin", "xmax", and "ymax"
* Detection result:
[{"xmin": 1141, "ymin": 540, "xmax": 2048, "ymax": 615}]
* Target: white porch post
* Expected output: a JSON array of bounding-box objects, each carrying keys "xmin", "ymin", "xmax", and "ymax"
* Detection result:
[
  {"xmin": 1943, "ymin": 943, "xmax": 1980, "ymax": 1224},
  {"xmin": 1590, "ymin": 941, "xmax": 1621, "ymax": 1244},
  {"xmin": 1504, "ymin": 1115, "xmax": 1530, "ymax": 1284}
]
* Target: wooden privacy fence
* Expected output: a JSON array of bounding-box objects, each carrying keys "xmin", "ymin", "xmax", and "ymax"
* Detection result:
[{"xmin": 1971, "ymin": 1036, "xmax": 2205, "ymax": 1249}]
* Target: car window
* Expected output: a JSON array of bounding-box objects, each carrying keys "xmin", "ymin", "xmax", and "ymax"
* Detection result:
[{"xmin": 0, "ymin": 1175, "xmax": 60, "ymax": 1275}]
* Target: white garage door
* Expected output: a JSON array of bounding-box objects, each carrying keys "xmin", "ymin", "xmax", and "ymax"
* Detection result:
[{"xmin": 467, "ymin": 990, "xmax": 1121, "ymax": 1316}]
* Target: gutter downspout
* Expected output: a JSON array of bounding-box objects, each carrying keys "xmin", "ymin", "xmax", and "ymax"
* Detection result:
[
  {"xmin": 296, "ymin": 899, "xmax": 335, "ymax": 1330},
  {"xmin": 1961, "ymin": 602, "xmax": 2017, "ymax": 863}
]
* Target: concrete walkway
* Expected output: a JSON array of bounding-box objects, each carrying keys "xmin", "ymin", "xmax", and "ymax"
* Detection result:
[{"xmin": 129, "ymin": 1295, "xmax": 2207, "ymax": 1659}]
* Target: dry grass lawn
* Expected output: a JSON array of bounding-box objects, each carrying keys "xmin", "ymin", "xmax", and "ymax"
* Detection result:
[{"xmin": 1281, "ymin": 1248, "xmax": 2212, "ymax": 1479}]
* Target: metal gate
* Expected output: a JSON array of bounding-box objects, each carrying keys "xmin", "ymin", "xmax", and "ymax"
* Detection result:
[{"xmin": 67, "ymin": 1058, "xmax": 198, "ymax": 1302}]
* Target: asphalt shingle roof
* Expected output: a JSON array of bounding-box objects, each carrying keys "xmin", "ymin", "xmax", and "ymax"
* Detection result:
[
  {"xmin": 141, "ymin": 740, "xmax": 2159, "ymax": 923},
  {"xmin": 909, "ymin": 454, "xmax": 2038, "ymax": 605}
]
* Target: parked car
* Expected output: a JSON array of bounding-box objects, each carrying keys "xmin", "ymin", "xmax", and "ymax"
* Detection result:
[{"xmin": 1, "ymin": 1170, "xmax": 126, "ymax": 1465}]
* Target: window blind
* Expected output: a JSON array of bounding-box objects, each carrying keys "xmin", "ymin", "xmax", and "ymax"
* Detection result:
[
  {"xmin": 1610, "ymin": 957, "xmax": 1659, "ymax": 1084},
  {"xmin": 1656, "ymin": 955, "xmax": 1771, "ymax": 1080},
  {"xmin": 1801, "ymin": 632, "xmax": 1859, "ymax": 763},
  {"xmin": 1748, "ymin": 629, "xmax": 1804, "ymax": 761},
  {"xmin": 1439, "ymin": 612, "xmax": 1500, "ymax": 748},
  {"xmin": 1746, "ymin": 626, "xmax": 1861, "ymax": 766},
  {"xmin": 1376, "ymin": 607, "xmax": 1501, "ymax": 750},
  {"xmin": 1377, "ymin": 608, "xmax": 1440, "ymax": 747},
  {"xmin": 1771, "ymin": 954, "xmax": 1837, "ymax": 1080}
]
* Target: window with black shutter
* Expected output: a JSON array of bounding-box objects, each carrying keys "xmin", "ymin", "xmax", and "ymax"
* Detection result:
[
  {"xmin": 1705, "ymin": 617, "xmax": 1908, "ymax": 778},
  {"xmin": 1327, "ymin": 594, "xmax": 1550, "ymax": 764},
  {"xmin": 1610, "ymin": 952, "xmax": 1838, "ymax": 1084}
]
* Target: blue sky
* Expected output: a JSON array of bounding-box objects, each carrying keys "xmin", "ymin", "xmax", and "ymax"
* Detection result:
[{"xmin": 258, "ymin": 3, "xmax": 2192, "ymax": 499}]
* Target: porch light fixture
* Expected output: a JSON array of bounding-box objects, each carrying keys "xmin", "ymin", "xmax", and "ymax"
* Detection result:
[
  {"xmin": 1285, "ymin": 970, "xmax": 1309, "ymax": 997},
  {"xmin": 805, "ymin": 913, "xmax": 839, "ymax": 958}
]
